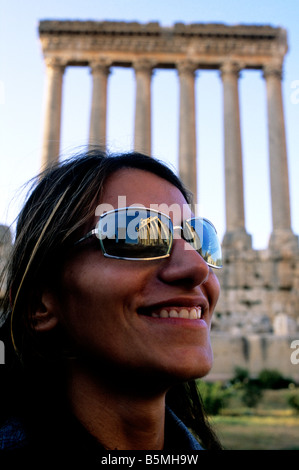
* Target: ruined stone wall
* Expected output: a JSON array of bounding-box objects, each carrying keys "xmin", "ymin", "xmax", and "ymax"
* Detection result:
[
  {"xmin": 210, "ymin": 333, "xmax": 299, "ymax": 383},
  {"xmin": 209, "ymin": 246, "xmax": 299, "ymax": 382},
  {"xmin": 215, "ymin": 247, "xmax": 299, "ymax": 335}
]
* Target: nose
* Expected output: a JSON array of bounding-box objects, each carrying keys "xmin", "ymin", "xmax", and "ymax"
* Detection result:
[{"xmin": 158, "ymin": 238, "xmax": 210, "ymax": 288}]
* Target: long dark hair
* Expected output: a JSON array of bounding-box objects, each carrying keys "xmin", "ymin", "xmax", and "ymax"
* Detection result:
[{"xmin": 0, "ymin": 149, "xmax": 221, "ymax": 450}]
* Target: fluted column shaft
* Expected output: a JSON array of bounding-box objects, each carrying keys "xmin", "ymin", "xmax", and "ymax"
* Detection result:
[
  {"xmin": 134, "ymin": 60, "xmax": 152, "ymax": 155},
  {"xmin": 221, "ymin": 62, "xmax": 245, "ymax": 232},
  {"xmin": 221, "ymin": 62, "xmax": 251, "ymax": 249},
  {"xmin": 263, "ymin": 63, "xmax": 298, "ymax": 252},
  {"xmin": 41, "ymin": 59, "xmax": 65, "ymax": 169},
  {"xmin": 177, "ymin": 61, "xmax": 197, "ymax": 203},
  {"xmin": 89, "ymin": 61, "xmax": 110, "ymax": 149},
  {"xmin": 264, "ymin": 64, "xmax": 291, "ymax": 231}
]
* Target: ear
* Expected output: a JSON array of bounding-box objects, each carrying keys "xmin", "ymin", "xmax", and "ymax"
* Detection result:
[{"xmin": 31, "ymin": 289, "xmax": 59, "ymax": 333}]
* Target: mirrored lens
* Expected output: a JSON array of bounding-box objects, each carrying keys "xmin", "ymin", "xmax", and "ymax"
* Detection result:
[
  {"xmin": 184, "ymin": 218, "xmax": 222, "ymax": 268},
  {"xmin": 97, "ymin": 208, "xmax": 173, "ymax": 259}
]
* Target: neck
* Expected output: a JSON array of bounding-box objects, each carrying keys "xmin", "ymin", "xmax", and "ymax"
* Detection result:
[{"xmin": 67, "ymin": 362, "xmax": 168, "ymax": 450}]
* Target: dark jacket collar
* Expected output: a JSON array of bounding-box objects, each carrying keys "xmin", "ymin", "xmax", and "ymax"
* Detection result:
[{"xmin": 0, "ymin": 407, "xmax": 204, "ymax": 453}]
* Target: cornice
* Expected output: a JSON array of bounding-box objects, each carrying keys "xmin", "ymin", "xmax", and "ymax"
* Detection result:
[
  {"xmin": 39, "ymin": 21, "xmax": 288, "ymax": 70},
  {"xmin": 39, "ymin": 20, "xmax": 286, "ymax": 42}
]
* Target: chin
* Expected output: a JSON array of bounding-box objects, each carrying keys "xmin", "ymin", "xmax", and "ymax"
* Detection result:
[
  {"xmin": 165, "ymin": 347, "xmax": 214, "ymax": 383},
  {"xmin": 182, "ymin": 361, "xmax": 213, "ymax": 381}
]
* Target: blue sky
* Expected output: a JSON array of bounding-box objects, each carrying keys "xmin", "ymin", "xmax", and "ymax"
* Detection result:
[{"xmin": 1, "ymin": 0, "xmax": 299, "ymax": 248}]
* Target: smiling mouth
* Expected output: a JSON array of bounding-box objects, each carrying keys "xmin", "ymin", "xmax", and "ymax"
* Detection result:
[{"xmin": 138, "ymin": 306, "xmax": 202, "ymax": 320}]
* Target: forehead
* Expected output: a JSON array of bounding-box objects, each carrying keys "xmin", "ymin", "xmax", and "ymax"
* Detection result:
[
  {"xmin": 95, "ymin": 168, "xmax": 193, "ymax": 224},
  {"xmin": 100, "ymin": 168, "xmax": 189, "ymax": 210}
]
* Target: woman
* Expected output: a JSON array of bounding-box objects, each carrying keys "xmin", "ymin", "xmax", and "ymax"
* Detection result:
[{"xmin": 0, "ymin": 150, "xmax": 222, "ymax": 456}]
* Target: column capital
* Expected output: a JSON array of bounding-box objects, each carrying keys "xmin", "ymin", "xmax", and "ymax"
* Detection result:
[
  {"xmin": 220, "ymin": 61, "xmax": 243, "ymax": 79},
  {"xmin": 44, "ymin": 57, "xmax": 66, "ymax": 71},
  {"xmin": 133, "ymin": 59, "xmax": 155, "ymax": 74},
  {"xmin": 263, "ymin": 62, "xmax": 283, "ymax": 80},
  {"xmin": 89, "ymin": 59, "xmax": 111, "ymax": 75},
  {"xmin": 176, "ymin": 60, "xmax": 197, "ymax": 76}
]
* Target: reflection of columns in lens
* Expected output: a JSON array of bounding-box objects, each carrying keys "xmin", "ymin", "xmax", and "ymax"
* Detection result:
[
  {"xmin": 221, "ymin": 62, "xmax": 246, "ymax": 234},
  {"xmin": 89, "ymin": 61, "xmax": 110, "ymax": 149},
  {"xmin": 41, "ymin": 59, "xmax": 65, "ymax": 169},
  {"xmin": 263, "ymin": 64, "xmax": 291, "ymax": 232},
  {"xmin": 177, "ymin": 61, "xmax": 197, "ymax": 203},
  {"xmin": 134, "ymin": 60, "xmax": 153, "ymax": 155}
]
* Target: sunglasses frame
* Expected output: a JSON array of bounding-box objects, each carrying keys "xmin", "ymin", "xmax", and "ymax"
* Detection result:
[{"xmin": 75, "ymin": 207, "xmax": 222, "ymax": 268}]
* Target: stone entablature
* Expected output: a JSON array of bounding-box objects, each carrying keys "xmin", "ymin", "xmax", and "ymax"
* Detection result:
[{"xmin": 39, "ymin": 21, "xmax": 287, "ymax": 69}]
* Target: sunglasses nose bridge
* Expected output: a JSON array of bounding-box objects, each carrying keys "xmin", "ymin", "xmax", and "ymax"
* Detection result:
[
  {"xmin": 172, "ymin": 225, "xmax": 183, "ymax": 234},
  {"xmin": 172, "ymin": 222, "xmax": 196, "ymax": 242}
]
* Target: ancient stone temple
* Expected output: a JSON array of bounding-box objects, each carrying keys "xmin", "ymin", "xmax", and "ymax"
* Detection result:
[{"xmin": 1, "ymin": 20, "xmax": 299, "ymax": 381}]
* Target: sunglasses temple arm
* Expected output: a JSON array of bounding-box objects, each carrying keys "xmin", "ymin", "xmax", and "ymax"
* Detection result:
[{"xmin": 74, "ymin": 229, "xmax": 97, "ymax": 246}]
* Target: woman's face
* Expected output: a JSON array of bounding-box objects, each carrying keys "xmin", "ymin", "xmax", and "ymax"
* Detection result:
[{"xmin": 50, "ymin": 168, "xmax": 220, "ymax": 388}]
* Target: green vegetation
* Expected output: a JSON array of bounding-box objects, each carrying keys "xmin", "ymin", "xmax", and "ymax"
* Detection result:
[
  {"xmin": 197, "ymin": 368, "xmax": 299, "ymax": 450},
  {"xmin": 196, "ymin": 380, "xmax": 231, "ymax": 415},
  {"xmin": 287, "ymin": 392, "xmax": 299, "ymax": 414}
]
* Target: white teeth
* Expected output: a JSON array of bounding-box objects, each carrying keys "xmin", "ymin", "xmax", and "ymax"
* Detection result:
[
  {"xmin": 179, "ymin": 308, "xmax": 189, "ymax": 318},
  {"xmin": 160, "ymin": 309, "xmax": 168, "ymax": 318},
  {"xmin": 190, "ymin": 308, "xmax": 198, "ymax": 319},
  {"xmin": 169, "ymin": 309, "xmax": 179, "ymax": 318},
  {"xmin": 151, "ymin": 307, "xmax": 202, "ymax": 319}
]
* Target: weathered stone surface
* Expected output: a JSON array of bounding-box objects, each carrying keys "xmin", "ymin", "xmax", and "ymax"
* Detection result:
[
  {"xmin": 210, "ymin": 334, "xmax": 299, "ymax": 382},
  {"xmin": 38, "ymin": 21, "xmax": 287, "ymax": 69},
  {"xmin": 212, "ymin": 244, "xmax": 299, "ymax": 381}
]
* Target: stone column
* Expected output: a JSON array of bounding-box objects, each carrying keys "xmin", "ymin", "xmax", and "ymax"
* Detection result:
[
  {"xmin": 89, "ymin": 60, "xmax": 110, "ymax": 149},
  {"xmin": 263, "ymin": 63, "xmax": 298, "ymax": 252},
  {"xmin": 41, "ymin": 58, "xmax": 65, "ymax": 169},
  {"xmin": 177, "ymin": 61, "xmax": 197, "ymax": 204},
  {"xmin": 221, "ymin": 62, "xmax": 251, "ymax": 249},
  {"xmin": 134, "ymin": 60, "xmax": 153, "ymax": 155}
]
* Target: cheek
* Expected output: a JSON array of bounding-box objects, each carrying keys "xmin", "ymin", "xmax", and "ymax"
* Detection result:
[
  {"xmin": 56, "ymin": 261, "xmax": 143, "ymax": 343},
  {"xmin": 207, "ymin": 271, "xmax": 221, "ymax": 308},
  {"xmin": 55, "ymin": 265, "xmax": 151, "ymax": 368}
]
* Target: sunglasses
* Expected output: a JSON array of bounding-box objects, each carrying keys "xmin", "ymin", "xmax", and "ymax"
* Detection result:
[{"xmin": 75, "ymin": 207, "xmax": 222, "ymax": 268}]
